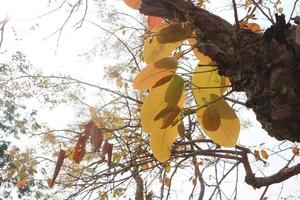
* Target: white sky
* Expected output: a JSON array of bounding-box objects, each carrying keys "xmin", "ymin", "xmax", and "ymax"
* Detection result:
[{"xmin": 1, "ymin": 0, "xmax": 300, "ymax": 199}]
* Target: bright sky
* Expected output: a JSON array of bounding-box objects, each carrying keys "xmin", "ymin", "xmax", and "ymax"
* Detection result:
[{"xmin": 1, "ymin": 0, "xmax": 300, "ymax": 199}]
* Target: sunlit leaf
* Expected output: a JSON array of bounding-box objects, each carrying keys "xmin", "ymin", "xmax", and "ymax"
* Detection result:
[
  {"xmin": 147, "ymin": 16, "xmax": 162, "ymax": 31},
  {"xmin": 133, "ymin": 57, "xmax": 178, "ymax": 90},
  {"xmin": 49, "ymin": 149, "xmax": 66, "ymax": 188},
  {"xmin": 123, "ymin": 0, "xmax": 141, "ymax": 9},
  {"xmin": 164, "ymin": 163, "xmax": 171, "ymax": 173},
  {"xmin": 141, "ymin": 75, "xmax": 184, "ymax": 133},
  {"xmin": 144, "ymin": 23, "xmax": 187, "ymax": 64},
  {"xmin": 150, "ymin": 123, "xmax": 179, "ymax": 162},
  {"xmin": 260, "ymin": 150, "xmax": 269, "ymax": 159},
  {"xmin": 202, "ymin": 103, "xmax": 221, "ymax": 131},
  {"xmin": 72, "ymin": 135, "xmax": 88, "ymax": 163},
  {"xmin": 154, "ymin": 106, "xmax": 181, "ymax": 129},
  {"xmin": 196, "ymin": 94, "xmax": 240, "ymax": 147},
  {"xmin": 192, "ymin": 64, "xmax": 227, "ymax": 107}
]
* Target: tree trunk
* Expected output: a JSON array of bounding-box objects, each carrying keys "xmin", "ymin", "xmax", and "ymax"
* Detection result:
[{"xmin": 140, "ymin": 0, "xmax": 300, "ymax": 142}]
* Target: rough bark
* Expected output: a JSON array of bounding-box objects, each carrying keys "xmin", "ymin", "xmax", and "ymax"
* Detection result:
[{"xmin": 140, "ymin": 0, "xmax": 300, "ymax": 142}]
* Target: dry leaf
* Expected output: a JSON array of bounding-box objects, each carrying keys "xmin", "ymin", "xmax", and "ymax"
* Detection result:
[{"xmin": 49, "ymin": 149, "xmax": 66, "ymax": 188}]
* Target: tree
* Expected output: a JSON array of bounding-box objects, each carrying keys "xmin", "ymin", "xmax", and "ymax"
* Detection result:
[{"xmin": 1, "ymin": 0, "xmax": 300, "ymax": 199}]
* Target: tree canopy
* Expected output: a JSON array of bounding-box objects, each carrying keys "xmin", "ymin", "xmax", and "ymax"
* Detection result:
[{"xmin": 1, "ymin": 0, "xmax": 300, "ymax": 199}]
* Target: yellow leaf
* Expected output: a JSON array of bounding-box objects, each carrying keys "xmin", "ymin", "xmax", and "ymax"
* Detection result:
[
  {"xmin": 150, "ymin": 124, "xmax": 179, "ymax": 162},
  {"xmin": 144, "ymin": 23, "xmax": 186, "ymax": 64},
  {"xmin": 277, "ymin": 7, "xmax": 284, "ymax": 14},
  {"xmin": 133, "ymin": 57, "xmax": 178, "ymax": 90},
  {"xmin": 196, "ymin": 94, "xmax": 240, "ymax": 147},
  {"xmin": 154, "ymin": 106, "xmax": 181, "ymax": 129},
  {"xmin": 188, "ymin": 38, "xmax": 212, "ymax": 64},
  {"xmin": 165, "ymin": 163, "xmax": 171, "ymax": 173},
  {"xmin": 192, "ymin": 64, "xmax": 227, "ymax": 107},
  {"xmin": 260, "ymin": 150, "xmax": 269, "ymax": 160},
  {"xmin": 202, "ymin": 103, "xmax": 221, "ymax": 131},
  {"xmin": 157, "ymin": 23, "xmax": 191, "ymax": 43},
  {"xmin": 141, "ymin": 75, "xmax": 184, "ymax": 133},
  {"xmin": 165, "ymin": 75, "xmax": 184, "ymax": 104}
]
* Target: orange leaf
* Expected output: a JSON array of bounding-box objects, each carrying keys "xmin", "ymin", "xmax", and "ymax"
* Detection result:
[
  {"xmin": 72, "ymin": 135, "xmax": 88, "ymax": 163},
  {"xmin": 239, "ymin": 21, "xmax": 261, "ymax": 32},
  {"xmin": 49, "ymin": 149, "xmax": 66, "ymax": 188},
  {"xmin": 101, "ymin": 141, "xmax": 113, "ymax": 166},
  {"xmin": 133, "ymin": 57, "xmax": 178, "ymax": 90},
  {"xmin": 260, "ymin": 149, "xmax": 269, "ymax": 159},
  {"xmin": 147, "ymin": 16, "xmax": 162, "ymax": 31},
  {"xmin": 17, "ymin": 179, "xmax": 26, "ymax": 189},
  {"xmin": 123, "ymin": 0, "xmax": 141, "ymax": 9}
]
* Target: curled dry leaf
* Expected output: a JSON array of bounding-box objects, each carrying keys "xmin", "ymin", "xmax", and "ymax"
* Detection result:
[
  {"xmin": 72, "ymin": 135, "xmax": 88, "ymax": 164},
  {"xmin": 91, "ymin": 126, "xmax": 103, "ymax": 152},
  {"xmin": 101, "ymin": 141, "xmax": 113, "ymax": 166},
  {"xmin": 49, "ymin": 149, "xmax": 66, "ymax": 188}
]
